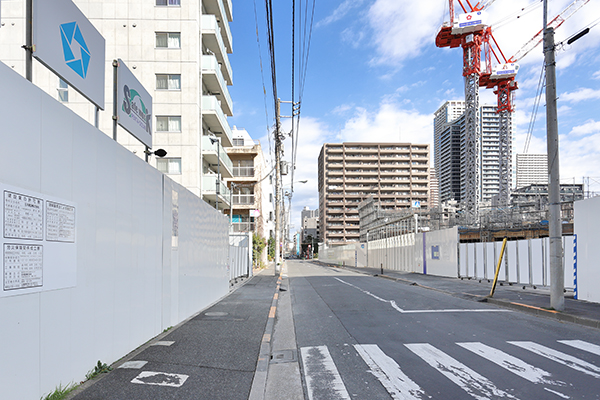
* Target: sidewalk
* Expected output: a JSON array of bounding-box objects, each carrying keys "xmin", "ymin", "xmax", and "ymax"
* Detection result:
[
  {"xmin": 326, "ymin": 262, "xmax": 600, "ymax": 330},
  {"xmin": 67, "ymin": 265, "xmax": 281, "ymax": 400}
]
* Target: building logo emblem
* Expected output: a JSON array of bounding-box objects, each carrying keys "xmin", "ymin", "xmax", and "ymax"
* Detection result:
[
  {"xmin": 60, "ymin": 21, "xmax": 91, "ymax": 79},
  {"xmin": 122, "ymin": 85, "xmax": 152, "ymax": 134}
]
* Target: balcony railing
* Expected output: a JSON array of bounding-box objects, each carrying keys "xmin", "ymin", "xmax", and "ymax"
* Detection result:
[
  {"xmin": 233, "ymin": 166, "xmax": 255, "ymax": 177},
  {"xmin": 202, "ymin": 95, "xmax": 233, "ymax": 147},
  {"xmin": 231, "ymin": 222, "xmax": 255, "ymax": 232},
  {"xmin": 202, "ymin": 136, "xmax": 233, "ymax": 177},
  {"xmin": 202, "ymin": 55, "xmax": 232, "ymax": 116},
  {"xmin": 232, "ymin": 194, "xmax": 255, "ymax": 205}
]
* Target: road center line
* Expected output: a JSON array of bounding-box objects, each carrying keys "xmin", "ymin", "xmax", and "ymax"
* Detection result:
[{"xmin": 333, "ymin": 277, "xmax": 509, "ymax": 314}]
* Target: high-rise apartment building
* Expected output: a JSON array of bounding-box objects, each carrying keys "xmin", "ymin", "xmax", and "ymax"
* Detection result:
[
  {"xmin": 0, "ymin": 0, "xmax": 234, "ymax": 211},
  {"xmin": 516, "ymin": 154, "xmax": 548, "ymax": 189},
  {"xmin": 318, "ymin": 143, "xmax": 430, "ymax": 245},
  {"xmin": 434, "ymin": 101, "xmax": 513, "ymax": 205}
]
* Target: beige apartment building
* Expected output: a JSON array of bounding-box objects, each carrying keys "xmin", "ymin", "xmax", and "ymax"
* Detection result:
[
  {"xmin": 318, "ymin": 143, "xmax": 430, "ymax": 245},
  {"xmin": 225, "ymin": 127, "xmax": 274, "ymax": 240}
]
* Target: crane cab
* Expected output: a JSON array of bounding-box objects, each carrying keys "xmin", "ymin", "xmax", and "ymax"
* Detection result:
[
  {"xmin": 491, "ymin": 63, "xmax": 520, "ymax": 80},
  {"xmin": 452, "ymin": 11, "xmax": 488, "ymax": 35}
]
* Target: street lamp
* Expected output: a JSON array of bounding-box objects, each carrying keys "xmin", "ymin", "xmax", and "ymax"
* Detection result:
[
  {"xmin": 144, "ymin": 148, "xmax": 167, "ymax": 163},
  {"xmin": 209, "ymin": 136, "xmax": 221, "ymax": 211}
]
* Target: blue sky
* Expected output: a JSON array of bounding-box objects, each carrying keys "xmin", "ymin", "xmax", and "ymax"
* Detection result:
[{"xmin": 227, "ymin": 0, "xmax": 600, "ymax": 233}]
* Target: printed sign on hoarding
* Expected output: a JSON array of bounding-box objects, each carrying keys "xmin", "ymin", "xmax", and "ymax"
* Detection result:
[
  {"xmin": 33, "ymin": 0, "xmax": 105, "ymax": 109},
  {"xmin": 116, "ymin": 59, "xmax": 153, "ymax": 148}
]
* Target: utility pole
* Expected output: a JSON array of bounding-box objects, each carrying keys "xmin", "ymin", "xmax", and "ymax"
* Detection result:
[
  {"xmin": 544, "ymin": 0, "xmax": 564, "ymax": 311},
  {"xmin": 274, "ymin": 98, "xmax": 283, "ymax": 275}
]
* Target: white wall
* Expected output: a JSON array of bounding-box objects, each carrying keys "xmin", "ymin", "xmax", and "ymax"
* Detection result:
[
  {"xmin": 319, "ymin": 228, "xmax": 459, "ymax": 278},
  {"xmin": 574, "ymin": 196, "xmax": 600, "ymax": 303},
  {"xmin": 0, "ymin": 63, "xmax": 229, "ymax": 399},
  {"xmin": 459, "ymin": 237, "xmax": 576, "ymax": 289}
]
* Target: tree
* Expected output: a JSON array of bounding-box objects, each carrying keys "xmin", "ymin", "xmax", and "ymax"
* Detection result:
[
  {"xmin": 267, "ymin": 236, "xmax": 275, "ymax": 261},
  {"xmin": 252, "ymin": 233, "xmax": 266, "ymax": 268}
]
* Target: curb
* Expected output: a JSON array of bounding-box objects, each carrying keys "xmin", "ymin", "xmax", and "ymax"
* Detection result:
[{"xmin": 248, "ymin": 270, "xmax": 283, "ymax": 400}]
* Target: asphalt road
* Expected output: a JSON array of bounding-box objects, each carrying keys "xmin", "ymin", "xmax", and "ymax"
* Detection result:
[{"xmin": 288, "ymin": 260, "xmax": 600, "ymax": 400}]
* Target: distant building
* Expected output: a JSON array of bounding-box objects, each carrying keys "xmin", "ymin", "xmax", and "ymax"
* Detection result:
[
  {"xmin": 225, "ymin": 127, "xmax": 273, "ymax": 242},
  {"xmin": 433, "ymin": 101, "xmax": 513, "ymax": 205},
  {"xmin": 516, "ymin": 154, "xmax": 548, "ymax": 189},
  {"xmin": 318, "ymin": 142, "xmax": 430, "ymax": 245}
]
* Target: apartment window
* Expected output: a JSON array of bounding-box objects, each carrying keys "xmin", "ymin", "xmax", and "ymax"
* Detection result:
[
  {"xmin": 269, "ymin": 193, "xmax": 273, "ymax": 203},
  {"xmin": 233, "ymin": 138, "xmax": 244, "ymax": 146},
  {"xmin": 156, "ymin": 32, "xmax": 181, "ymax": 48},
  {"xmin": 156, "ymin": 0, "xmax": 180, "ymax": 6},
  {"xmin": 157, "ymin": 158, "xmax": 182, "ymax": 174},
  {"xmin": 269, "ymin": 212, "xmax": 273, "ymax": 221},
  {"xmin": 156, "ymin": 74, "xmax": 181, "ymax": 90},
  {"xmin": 57, "ymin": 79, "xmax": 68, "ymax": 102},
  {"xmin": 156, "ymin": 116, "xmax": 181, "ymax": 132}
]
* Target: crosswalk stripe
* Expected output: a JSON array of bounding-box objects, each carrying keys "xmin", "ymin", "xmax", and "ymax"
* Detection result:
[
  {"xmin": 558, "ymin": 340, "xmax": 600, "ymax": 357},
  {"xmin": 300, "ymin": 346, "xmax": 351, "ymax": 400},
  {"xmin": 509, "ymin": 341, "xmax": 600, "ymax": 378},
  {"xmin": 354, "ymin": 344, "xmax": 426, "ymax": 400},
  {"xmin": 405, "ymin": 343, "xmax": 519, "ymax": 400},
  {"xmin": 457, "ymin": 342, "xmax": 564, "ymax": 386}
]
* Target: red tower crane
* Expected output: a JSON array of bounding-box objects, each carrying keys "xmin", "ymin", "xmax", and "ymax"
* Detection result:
[
  {"xmin": 436, "ymin": 0, "xmax": 590, "ymax": 213},
  {"xmin": 435, "ymin": 0, "xmax": 497, "ymax": 220}
]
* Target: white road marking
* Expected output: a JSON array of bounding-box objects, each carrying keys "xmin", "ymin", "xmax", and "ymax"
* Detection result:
[
  {"xmin": 354, "ymin": 344, "xmax": 426, "ymax": 400},
  {"xmin": 509, "ymin": 341, "xmax": 600, "ymax": 378},
  {"xmin": 457, "ymin": 342, "xmax": 564, "ymax": 386},
  {"xmin": 300, "ymin": 346, "xmax": 351, "ymax": 400},
  {"xmin": 558, "ymin": 340, "xmax": 600, "ymax": 357},
  {"xmin": 131, "ymin": 371, "xmax": 188, "ymax": 387},
  {"xmin": 151, "ymin": 341, "xmax": 175, "ymax": 346},
  {"xmin": 405, "ymin": 343, "xmax": 519, "ymax": 400},
  {"xmin": 119, "ymin": 360, "xmax": 148, "ymax": 369},
  {"xmin": 544, "ymin": 388, "xmax": 571, "ymax": 399},
  {"xmin": 334, "ymin": 277, "xmax": 509, "ymax": 314}
]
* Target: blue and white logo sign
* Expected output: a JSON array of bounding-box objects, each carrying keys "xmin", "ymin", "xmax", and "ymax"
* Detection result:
[
  {"xmin": 60, "ymin": 21, "xmax": 91, "ymax": 79},
  {"xmin": 33, "ymin": 0, "xmax": 105, "ymax": 109}
]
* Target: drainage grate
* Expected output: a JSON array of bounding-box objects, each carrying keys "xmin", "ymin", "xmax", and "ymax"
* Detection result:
[{"xmin": 270, "ymin": 349, "xmax": 297, "ymax": 364}]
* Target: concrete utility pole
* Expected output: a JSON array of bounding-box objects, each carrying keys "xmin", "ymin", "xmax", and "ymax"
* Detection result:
[
  {"xmin": 544, "ymin": 0, "xmax": 564, "ymax": 311},
  {"xmin": 274, "ymin": 98, "xmax": 282, "ymax": 275}
]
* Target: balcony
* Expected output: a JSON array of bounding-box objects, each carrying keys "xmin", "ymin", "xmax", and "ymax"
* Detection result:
[
  {"xmin": 202, "ymin": 95, "xmax": 232, "ymax": 147},
  {"xmin": 231, "ymin": 222, "xmax": 255, "ymax": 233},
  {"xmin": 202, "ymin": 14, "xmax": 232, "ymax": 84},
  {"xmin": 233, "ymin": 166, "xmax": 255, "ymax": 178},
  {"xmin": 202, "ymin": 55, "xmax": 232, "ymax": 116},
  {"xmin": 202, "ymin": 136, "xmax": 233, "ymax": 178},
  {"xmin": 202, "ymin": 175, "xmax": 231, "ymax": 210},
  {"xmin": 232, "ymin": 194, "xmax": 255, "ymax": 206},
  {"xmin": 203, "ymin": 0, "xmax": 233, "ymax": 44}
]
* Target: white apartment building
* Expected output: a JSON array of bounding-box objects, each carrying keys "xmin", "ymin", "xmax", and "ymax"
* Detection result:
[
  {"xmin": 433, "ymin": 101, "xmax": 513, "ymax": 205},
  {"xmin": 0, "ymin": 0, "xmax": 234, "ymax": 211},
  {"xmin": 516, "ymin": 153, "xmax": 548, "ymax": 189}
]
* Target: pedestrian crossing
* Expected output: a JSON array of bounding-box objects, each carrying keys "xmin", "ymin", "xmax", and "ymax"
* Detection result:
[{"xmin": 300, "ymin": 339, "xmax": 600, "ymax": 400}]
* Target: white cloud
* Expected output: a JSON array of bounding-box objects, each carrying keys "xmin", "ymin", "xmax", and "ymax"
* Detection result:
[
  {"xmin": 593, "ymin": 70, "xmax": 600, "ymax": 80},
  {"xmin": 316, "ymin": 0, "xmax": 366, "ymax": 28},
  {"xmin": 340, "ymin": 102, "xmax": 433, "ymax": 145},
  {"xmin": 569, "ymin": 120, "xmax": 600, "ymax": 137},
  {"xmin": 560, "ymin": 88, "xmax": 600, "ymax": 103},
  {"xmin": 366, "ymin": 0, "xmax": 445, "ymax": 66}
]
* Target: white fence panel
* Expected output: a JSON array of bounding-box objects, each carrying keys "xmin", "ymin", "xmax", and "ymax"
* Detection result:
[
  {"xmin": 0, "ymin": 63, "xmax": 229, "ymax": 400},
  {"xmin": 229, "ymin": 232, "xmax": 252, "ymax": 280}
]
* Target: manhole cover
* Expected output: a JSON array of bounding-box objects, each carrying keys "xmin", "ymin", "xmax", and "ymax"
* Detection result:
[
  {"xmin": 205, "ymin": 312, "xmax": 229, "ymax": 317},
  {"xmin": 270, "ymin": 349, "xmax": 297, "ymax": 364}
]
